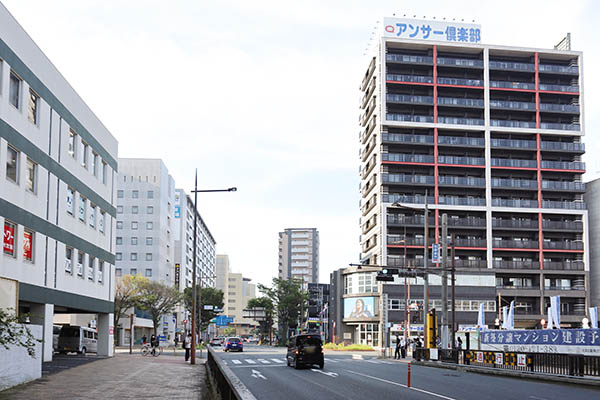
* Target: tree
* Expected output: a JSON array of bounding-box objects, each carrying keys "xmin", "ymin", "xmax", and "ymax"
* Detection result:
[
  {"xmin": 136, "ymin": 281, "xmax": 183, "ymax": 335},
  {"xmin": 0, "ymin": 308, "xmax": 40, "ymax": 358},
  {"xmin": 113, "ymin": 275, "xmax": 148, "ymax": 341},
  {"xmin": 258, "ymin": 278, "xmax": 307, "ymax": 345},
  {"xmin": 183, "ymin": 287, "xmax": 224, "ymax": 333},
  {"xmin": 223, "ymin": 327, "xmax": 236, "ymax": 336},
  {"xmin": 247, "ymin": 297, "xmax": 274, "ymax": 344}
]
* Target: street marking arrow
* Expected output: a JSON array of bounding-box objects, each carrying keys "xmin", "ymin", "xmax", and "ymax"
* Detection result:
[
  {"xmin": 251, "ymin": 369, "xmax": 267, "ymax": 380},
  {"xmin": 311, "ymin": 369, "xmax": 338, "ymax": 377}
]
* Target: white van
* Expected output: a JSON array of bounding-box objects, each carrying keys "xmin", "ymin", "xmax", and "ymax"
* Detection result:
[{"xmin": 56, "ymin": 325, "xmax": 98, "ymax": 355}]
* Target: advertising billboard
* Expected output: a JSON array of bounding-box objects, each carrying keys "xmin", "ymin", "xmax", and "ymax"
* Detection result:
[
  {"xmin": 383, "ymin": 17, "xmax": 482, "ymax": 44},
  {"xmin": 344, "ymin": 297, "xmax": 376, "ymax": 319}
]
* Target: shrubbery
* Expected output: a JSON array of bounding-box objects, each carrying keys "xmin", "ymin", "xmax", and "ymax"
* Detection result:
[{"xmin": 322, "ymin": 342, "xmax": 374, "ymax": 351}]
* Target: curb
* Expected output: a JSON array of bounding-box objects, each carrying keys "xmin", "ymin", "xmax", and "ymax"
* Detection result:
[{"xmin": 412, "ymin": 360, "xmax": 600, "ymax": 387}]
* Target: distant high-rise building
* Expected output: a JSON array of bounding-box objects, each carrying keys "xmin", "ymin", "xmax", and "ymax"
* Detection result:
[{"xmin": 278, "ymin": 228, "xmax": 319, "ymax": 289}]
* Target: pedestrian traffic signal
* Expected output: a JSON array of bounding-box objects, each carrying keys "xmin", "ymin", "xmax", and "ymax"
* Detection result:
[{"xmin": 376, "ymin": 268, "xmax": 399, "ymax": 281}]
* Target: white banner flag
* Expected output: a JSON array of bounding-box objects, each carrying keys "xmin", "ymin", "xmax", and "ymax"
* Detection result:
[
  {"xmin": 551, "ymin": 296, "xmax": 561, "ymax": 328},
  {"xmin": 477, "ymin": 302, "xmax": 485, "ymax": 328},
  {"xmin": 590, "ymin": 307, "xmax": 598, "ymax": 329},
  {"xmin": 506, "ymin": 301, "xmax": 515, "ymax": 330},
  {"xmin": 547, "ymin": 306, "xmax": 553, "ymax": 330}
]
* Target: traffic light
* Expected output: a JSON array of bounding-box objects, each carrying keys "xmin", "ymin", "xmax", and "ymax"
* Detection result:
[{"xmin": 376, "ymin": 268, "xmax": 399, "ymax": 281}]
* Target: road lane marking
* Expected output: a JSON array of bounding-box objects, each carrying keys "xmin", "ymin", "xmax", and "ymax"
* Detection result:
[
  {"xmin": 325, "ymin": 358, "xmax": 339, "ymax": 363},
  {"xmin": 245, "ymin": 359, "xmax": 256, "ymax": 364},
  {"xmin": 251, "ymin": 369, "xmax": 267, "ymax": 380},
  {"xmin": 232, "ymin": 360, "xmax": 242, "ymax": 364},
  {"xmin": 366, "ymin": 360, "xmax": 380, "ymax": 364},
  {"xmin": 345, "ymin": 369, "xmax": 456, "ymax": 400},
  {"xmin": 311, "ymin": 368, "xmax": 338, "ymax": 377},
  {"xmin": 378, "ymin": 360, "xmax": 394, "ymax": 365},
  {"xmin": 271, "ymin": 358, "xmax": 284, "ymax": 363},
  {"xmin": 352, "ymin": 354, "xmax": 363, "ymax": 360},
  {"xmin": 257, "ymin": 359, "xmax": 271, "ymax": 364}
]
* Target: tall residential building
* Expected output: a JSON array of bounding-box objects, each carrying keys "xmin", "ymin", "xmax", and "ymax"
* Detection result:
[
  {"xmin": 583, "ymin": 180, "xmax": 600, "ymax": 309},
  {"xmin": 359, "ymin": 17, "xmax": 588, "ymax": 330},
  {"xmin": 215, "ymin": 254, "xmax": 256, "ymax": 336},
  {"xmin": 0, "ymin": 2, "xmax": 118, "ymax": 382},
  {"xmin": 278, "ymin": 228, "xmax": 319, "ymax": 289}
]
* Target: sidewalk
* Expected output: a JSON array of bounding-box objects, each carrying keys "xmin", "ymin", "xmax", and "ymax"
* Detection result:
[{"xmin": 0, "ymin": 353, "xmax": 208, "ymax": 399}]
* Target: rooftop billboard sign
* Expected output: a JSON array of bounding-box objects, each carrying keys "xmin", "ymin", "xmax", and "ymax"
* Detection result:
[{"xmin": 383, "ymin": 17, "xmax": 482, "ymax": 44}]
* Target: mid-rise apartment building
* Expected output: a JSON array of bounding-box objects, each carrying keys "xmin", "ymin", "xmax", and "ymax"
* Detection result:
[
  {"xmin": 0, "ymin": 3, "xmax": 118, "ymax": 384},
  {"xmin": 278, "ymin": 228, "xmax": 319, "ymax": 289},
  {"xmin": 359, "ymin": 17, "xmax": 588, "ymax": 330}
]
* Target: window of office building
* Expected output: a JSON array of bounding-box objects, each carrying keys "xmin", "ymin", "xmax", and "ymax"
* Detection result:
[
  {"xmin": 92, "ymin": 152, "xmax": 98, "ymax": 177},
  {"xmin": 6, "ymin": 145, "xmax": 18, "ymax": 183},
  {"xmin": 68, "ymin": 130, "xmax": 77, "ymax": 159},
  {"xmin": 116, "ymin": 221, "xmax": 123, "ymax": 230},
  {"xmin": 145, "ymin": 269, "xmax": 152, "ymax": 277},
  {"xmin": 116, "ymin": 237, "xmax": 123, "ymax": 245},
  {"xmin": 130, "ymin": 268, "xmax": 137, "ymax": 275},
  {"xmin": 116, "ymin": 268, "xmax": 122, "ymax": 277},
  {"xmin": 101, "ymin": 161, "xmax": 108, "ymax": 184},
  {"xmin": 65, "ymin": 247, "xmax": 73, "ymax": 273},
  {"xmin": 132, "ymin": 190, "xmax": 139, "ymax": 199},
  {"xmin": 117, "ymin": 206, "xmax": 123, "ymax": 214},
  {"xmin": 131, "ymin": 221, "xmax": 138, "ymax": 230},
  {"xmin": 99, "ymin": 211, "xmax": 105, "ymax": 233},
  {"xmin": 131, "ymin": 237, "xmax": 138, "ymax": 245},
  {"xmin": 147, "ymin": 191, "xmax": 154, "ymax": 199},
  {"xmin": 88, "ymin": 256, "xmax": 95, "ymax": 281},
  {"xmin": 26, "ymin": 158, "xmax": 37, "ymax": 193},
  {"xmin": 132, "ymin": 206, "xmax": 139, "ymax": 214},
  {"xmin": 146, "ymin": 222, "xmax": 153, "ymax": 230},
  {"xmin": 28, "ymin": 89, "xmax": 39, "ymax": 124},
  {"xmin": 116, "ymin": 252, "xmax": 122, "ymax": 261},
  {"xmin": 117, "ymin": 190, "xmax": 124, "ymax": 198},
  {"xmin": 78, "ymin": 195, "xmax": 86, "ymax": 222},
  {"xmin": 146, "ymin": 253, "xmax": 152, "ymax": 261},
  {"xmin": 98, "ymin": 261, "xmax": 104, "ymax": 283},
  {"xmin": 77, "ymin": 252, "xmax": 84, "ymax": 277},
  {"xmin": 146, "ymin": 237, "xmax": 153, "ymax": 245},
  {"xmin": 66, "ymin": 187, "xmax": 74, "ymax": 215},
  {"xmin": 130, "ymin": 253, "xmax": 137, "ymax": 261},
  {"xmin": 22, "ymin": 229, "xmax": 34, "ymax": 262},
  {"xmin": 9, "ymin": 71, "xmax": 21, "ymax": 109},
  {"xmin": 3, "ymin": 220, "xmax": 17, "ymax": 257},
  {"xmin": 89, "ymin": 204, "xmax": 96, "ymax": 228},
  {"xmin": 81, "ymin": 141, "xmax": 89, "ymax": 169},
  {"xmin": 147, "ymin": 206, "xmax": 154, "ymax": 214}
]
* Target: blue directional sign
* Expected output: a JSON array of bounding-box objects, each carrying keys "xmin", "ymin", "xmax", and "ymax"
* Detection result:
[
  {"xmin": 432, "ymin": 243, "xmax": 440, "ymax": 264},
  {"xmin": 215, "ymin": 315, "xmax": 234, "ymax": 326}
]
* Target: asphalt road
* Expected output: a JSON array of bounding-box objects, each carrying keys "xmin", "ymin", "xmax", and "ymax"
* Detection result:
[{"xmin": 213, "ymin": 344, "xmax": 600, "ymax": 400}]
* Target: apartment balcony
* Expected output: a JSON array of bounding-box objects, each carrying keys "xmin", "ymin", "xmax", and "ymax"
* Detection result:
[
  {"xmin": 382, "ymin": 153, "xmax": 435, "ymax": 164},
  {"xmin": 437, "ymin": 97, "xmax": 484, "ymax": 108},
  {"xmin": 437, "ymin": 77, "xmax": 483, "ymax": 87},
  {"xmin": 387, "ymin": 54, "xmax": 434, "ymax": 65},
  {"xmin": 490, "ymin": 81, "xmax": 535, "ymax": 90},
  {"xmin": 491, "ymin": 158, "xmax": 537, "ymax": 168},
  {"xmin": 539, "ymin": 103, "xmax": 580, "ymax": 114},
  {"xmin": 538, "ymin": 64, "xmax": 579, "ymax": 75},
  {"xmin": 541, "ymin": 181, "xmax": 585, "ymax": 192},
  {"xmin": 540, "ymin": 161, "xmax": 585, "ymax": 171},
  {"xmin": 492, "ymin": 219, "xmax": 538, "ymax": 230},
  {"xmin": 387, "ymin": 73, "xmax": 433, "ymax": 84},
  {"xmin": 453, "ymin": 238, "xmax": 487, "ymax": 248},
  {"xmin": 542, "ymin": 200, "xmax": 586, "ymax": 210},
  {"xmin": 493, "ymin": 240, "xmax": 539, "ymax": 249},
  {"xmin": 382, "ymin": 133, "xmax": 434, "ymax": 145},
  {"xmin": 387, "ymin": 257, "xmax": 426, "ymax": 267},
  {"xmin": 438, "ymin": 176, "xmax": 486, "ymax": 187},
  {"xmin": 387, "ymin": 215, "xmax": 435, "ymax": 226},
  {"xmin": 437, "ymin": 136, "xmax": 484, "ymax": 147},
  {"xmin": 491, "ymin": 178, "xmax": 538, "ymax": 190},
  {"xmin": 542, "ymin": 241, "xmax": 584, "ymax": 250},
  {"xmin": 543, "ymin": 261, "xmax": 584, "ymax": 271},
  {"xmin": 453, "ymin": 259, "xmax": 487, "ymax": 268},
  {"xmin": 387, "ymin": 114, "xmax": 434, "ymax": 123},
  {"xmin": 489, "ymin": 100, "xmax": 536, "ymax": 111},
  {"xmin": 544, "ymin": 285, "xmax": 585, "ymax": 292},
  {"xmin": 438, "ymin": 196, "xmax": 486, "ymax": 206},
  {"xmin": 438, "ymin": 155, "xmax": 485, "ymax": 166},
  {"xmin": 437, "ymin": 116, "xmax": 484, "ymax": 126},
  {"xmin": 382, "ymin": 174, "xmax": 434, "ymax": 185},
  {"xmin": 437, "ymin": 57, "xmax": 484, "ymax": 68},
  {"xmin": 540, "ymin": 141, "xmax": 584, "ymax": 153},
  {"xmin": 446, "ymin": 217, "xmax": 486, "ymax": 228},
  {"xmin": 383, "ymin": 194, "xmax": 435, "ymax": 205},
  {"xmin": 489, "ymin": 60, "xmax": 535, "ymax": 72},
  {"xmin": 387, "ymin": 235, "xmax": 434, "ymax": 246},
  {"xmin": 539, "ymin": 122, "xmax": 580, "ymax": 131},
  {"xmin": 541, "ymin": 220, "xmax": 583, "ymax": 231},
  {"xmin": 490, "ymin": 120, "xmax": 537, "ymax": 129},
  {"xmin": 539, "ymin": 83, "xmax": 579, "ymax": 93},
  {"xmin": 493, "ymin": 261, "xmax": 540, "ymax": 270},
  {"xmin": 491, "ymin": 138, "xmax": 536, "ymax": 150},
  {"xmin": 386, "ymin": 94, "xmax": 434, "ymax": 106}
]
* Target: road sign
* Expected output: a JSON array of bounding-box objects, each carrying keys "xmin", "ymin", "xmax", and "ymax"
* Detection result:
[
  {"xmin": 204, "ymin": 305, "xmax": 214, "ymax": 310},
  {"xmin": 432, "ymin": 243, "xmax": 440, "ymax": 263}
]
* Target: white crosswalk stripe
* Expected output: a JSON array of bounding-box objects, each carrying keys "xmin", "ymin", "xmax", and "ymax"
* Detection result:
[
  {"xmin": 325, "ymin": 358, "xmax": 339, "ymax": 363},
  {"xmin": 245, "ymin": 359, "xmax": 256, "ymax": 364},
  {"xmin": 271, "ymin": 358, "xmax": 284, "ymax": 363},
  {"xmin": 366, "ymin": 360, "xmax": 380, "ymax": 364},
  {"xmin": 258, "ymin": 359, "xmax": 271, "ymax": 364},
  {"xmin": 232, "ymin": 360, "xmax": 242, "ymax": 364}
]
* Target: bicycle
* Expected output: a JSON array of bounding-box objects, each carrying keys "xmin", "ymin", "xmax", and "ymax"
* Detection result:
[{"xmin": 141, "ymin": 343, "xmax": 162, "ymax": 357}]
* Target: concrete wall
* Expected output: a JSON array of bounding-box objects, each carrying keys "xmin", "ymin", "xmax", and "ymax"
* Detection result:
[{"xmin": 0, "ymin": 324, "xmax": 42, "ymax": 391}]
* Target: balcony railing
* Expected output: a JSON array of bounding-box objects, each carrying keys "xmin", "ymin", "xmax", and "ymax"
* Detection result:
[
  {"xmin": 386, "ymin": 73, "xmax": 433, "ymax": 84},
  {"xmin": 542, "ymin": 220, "xmax": 583, "ymax": 231},
  {"xmin": 437, "ymin": 57, "xmax": 483, "ymax": 68},
  {"xmin": 490, "ymin": 100, "xmax": 536, "ymax": 111},
  {"xmin": 382, "ymin": 133, "xmax": 434, "ymax": 145},
  {"xmin": 543, "ymin": 261, "xmax": 584, "ymax": 271},
  {"xmin": 387, "ymin": 257, "xmax": 426, "ymax": 267},
  {"xmin": 387, "ymin": 94, "xmax": 434, "ymax": 105},
  {"xmin": 447, "ymin": 217, "xmax": 486, "ymax": 227},
  {"xmin": 437, "ymin": 77, "xmax": 483, "ymax": 86},
  {"xmin": 387, "ymin": 235, "xmax": 434, "ymax": 246},
  {"xmin": 541, "ymin": 181, "xmax": 585, "ymax": 191},
  {"xmin": 490, "ymin": 80, "xmax": 535, "ymax": 90},
  {"xmin": 493, "ymin": 261, "xmax": 540, "ymax": 269},
  {"xmin": 492, "ymin": 219, "xmax": 538, "ymax": 229},
  {"xmin": 491, "ymin": 138, "xmax": 536, "ymax": 149},
  {"xmin": 437, "ymin": 97, "xmax": 484, "ymax": 108},
  {"xmin": 542, "ymin": 200, "xmax": 586, "ymax": 210},
  {"xmin": 382, "ymin": 174, "xmax": 435, "ymax": 185},
  {"xmin": 438, "ymin": 176, "xmax": 486, "ymax": 187},
  {"xmin": 542, "ymin": 241, "xmax": 584, "ymax": 250},
  {"xmin": 539, "ymin": 122, "xmax": 580, "ymax": 131},
  {"xmin": 453, "ymin": 238, "xmax": 487, "ymax": 247},
  {"xmin": 438, "ymin": 196, "xmax": 486, "ymax": 206},
  {"xmin": 383, "ymin": 194, "xmax": 436, "ymax": 205},
  {"xmin": 489, "ymin": 61, "xmax": 535, "ymax": 72},
  {"xmin": 491, "ymin": 120, "xmax": 537, "ymax": 129},
  {"xmin": 492, "ymin": 198, "xmax": 538, "ymax": 208},
  {"xmin": 491, "ymin": 158, "xmax": 537, "ymax": 168},
  {"xmin": 540, "ymin": 141, "xmax": 584, "ymax": 152},
  {"xmin": 539, "ymin": 83, "xmax": 579, "ymax": 93},
  {"xmin": 438, "ymin": 136, "xmax": 484, "ymax": 147},
  {"xmin": 492, "ymin": 178, "xmax": 538, "ymax": 189},
  {"xmin": 387, "ymin": 215, "xmax": 435, "ymax": 226},
  {"xmin": 493, "ymin": 240, "xmax": 539, "ymax": 249},
  {"xmin": 387, "ymin": 114, "xmax": 434, "ymax": 123},
  {"xmin": 539, "ymin": 103, "xmax": 580, "ymax": 113},
  {"xmin": 541, "ymin": 160, "xmax": 585, "ymax": 170},
  {"xmin": 438, "ymin": 155, "xmax": 485, "ymax": 166},
  {"xmin": 437, "ymin": 116, "xmax": 484, "ymax": 126},
  {"xmin": 544, "ymin": 285, "xmax": 584, "ymax": 291},
  {"xmin": 382, "ymin": 153, "xmax": 435, "ymax": 163},
  {"xmin": 538, "ymin": 64, "xmax": 578, "ymax": 74},
  {"xmin": 386, "ymin": 54, "xmax": 433, "ymax": 64},
  {"xmin": 454, "ymin": 259, "xmax": 487, "ymax": 268}
]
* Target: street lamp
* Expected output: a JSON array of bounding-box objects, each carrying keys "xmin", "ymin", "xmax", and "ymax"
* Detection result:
[{"xmin": 190, "ymin": 169, "xmax": 236, "ymax": 365}]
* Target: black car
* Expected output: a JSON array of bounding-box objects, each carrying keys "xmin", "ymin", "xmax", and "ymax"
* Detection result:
[{"xmin": 286, "ymin": 334, "xmax": 324, "ymax": 369}]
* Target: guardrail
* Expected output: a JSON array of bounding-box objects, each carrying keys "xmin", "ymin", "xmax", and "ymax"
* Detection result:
[
  {"xmin": 413, "ymin": 348, "xmax": 600, "ymax": 377},
  {"xmin": 206, "ymin": 346, "xmax": 257, "ymax": 400}
]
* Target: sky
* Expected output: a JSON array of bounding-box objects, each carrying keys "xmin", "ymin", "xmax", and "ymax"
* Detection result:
[{"xmin": 2, "ymin": 0, "xmax": 599, "ymax": 289}]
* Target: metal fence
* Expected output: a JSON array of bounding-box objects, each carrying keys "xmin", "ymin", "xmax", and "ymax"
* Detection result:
[{"xmin": 413, "ymin": 348, "xmax": 600, "ymax": 378}]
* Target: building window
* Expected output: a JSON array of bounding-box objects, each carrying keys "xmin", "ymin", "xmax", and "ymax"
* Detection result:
[
  {"xmin": 116, "ymin": 221, "xmax": 123, "ymax": 229},
  {"xmin": 146, "ymin": 222, "xmax": 153, "ymax": 230},
  {"xmin": 99, "ymin": 211, "xmax": 105, "ymax": 233},
  {"xmin": 131, "ymin": 237, "xmax": 138, "ymax": 245},
  {"xmin": 117, "ymin": 206, "xmax": 123, "ymax": 214},
  {"xmin": 116, "ymin": 252, "xmax": 122, "ymax": 261},
  {"xmin": 9, "ymin": 71, "xmax": 21, "ymax": 108},
  {"xmin": 132, "ymin": 206, "xmax": 139, "ymax": 214},
  {"xmin": 6, "ymin": 145, "xmax": 19, "ymax": 183},
  {"xmin": 89, "ymin": 204, "xmax": 96, "ymax": 228},
  {"xmin": 77, "ymin": 252, "xmax": 84, "ymax": 277},
  {"xmin": 145, "ymin": 269, "xmax": 152, "ymax": 277},
  {"xmin": 145, "ymin": 253, "xmax": 152, "ymax": 261},
  {"xmin": 101, "ymin": 161, "xmax": 108, "ymax": 185},
  {"xmin": 116, "ymin": 237, "xmax": 123, "ymax": 245},
  {"xmin": 147, "ymin": 206, "xmax": 154, "ymax": 214},
  {"xmin": 65, "ymin": 247, "xmax": 73, "ymax": 273},
  {"xmin": 78, "ymin": 196, "xmax": 86, "ymax": 222},
  {"xmin": 28, "ymin": 89, "xmax": 39, "ymax": 124},
  {"xmin": 132, "ymin": 190, "xmax": 139, "ymax": 199},
  {"xmin": 131, "ymin": 221, "xmax": 138, "ymax": 230},
  {"xmin": 3, "ymin": 220, "xmax": 17, "ymax": 257},
  {"xmin": 147, "ymin": 191, "xmax": 154, "ymax": 199},
  {"xmin": 146, "ymin": 237, "xmax": 153, "ymax": 245},
  {"xmin": 117, "ymin": 190, "xmax": 124, "ymax": 198},
  {"xmin": 98, "ymin": 261, "xmax": 104, "ymax": 283},
  {"xmin": 91, "ymin": 152, "xmax": 98, "ymax": 177},
  {"xmin": 25, "ymin": 158, "xmax": 37, "ymax": 193},
  {"xmin": 130, "ymin": 268, "xmax": 137, "ymax": 275},
  {"xmin": 88, "ymin": 256, "xmax": 95, "ymax": 281},
  {"xmin": 69, "ymin": 130, "xmax": 77, "ymax": 159},
  {"xmin": 115, "ymin": 268, "xmax": 122, "ymax": 277},
  {"xmin": 66, "ymin": 187, "xmax": 75, "ymax": 215},
  {"xmin": 130, "ymin": 253, "xmax": 137, "ymax": 261}
]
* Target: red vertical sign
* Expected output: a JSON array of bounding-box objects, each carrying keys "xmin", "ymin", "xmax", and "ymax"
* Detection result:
[
  {"xmin": 23, "ymin": 231, "xmax": 33, "ymax": 261},
  {"xmin": 3, "ymin": 223, "xmax": 15, "ymax": 255}
]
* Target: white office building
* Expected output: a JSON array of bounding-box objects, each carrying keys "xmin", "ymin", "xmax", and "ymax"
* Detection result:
[{"xmin": 278, "ymin": 228, "xmax": 319, "ymax": 289}]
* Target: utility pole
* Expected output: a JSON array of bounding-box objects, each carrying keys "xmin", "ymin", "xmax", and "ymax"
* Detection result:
[
  {"xmin": 423, "ymin": 190, "xmax": 429, "ymax": 338},
  {"xmin": 403, "ymin": 226, "xmax": 408, "ymax": 341},
  {"xmin": 441, "ymin": 213, "xmax": 449, "ymax": 349},
  {"xmin": 451, "ymin": 234, "xmax": 456, "ymax": 350}
]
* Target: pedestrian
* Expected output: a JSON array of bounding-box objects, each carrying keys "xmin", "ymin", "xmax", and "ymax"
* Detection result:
[
  {"xmin": 457, "ymin": 336, "xmax": 463, "ymax": 350},
  {"xmin": 414, "ymin": 336, "xmax": 422, "ymax": 360},
  {"xmin": 142, "ymin": 335, "xmax": 147, "ymax": 345},
  {"xmin": 400, "ymin": 336, "xmax": 407, "ymax": 359},
  {"xmin": 394, "ymin": 335, "xmax": 401, "ymax": 359},
  {"xmin": 184, "ymin": 333, "xmax": 192, "ymax": 362},
  {"xmin": 174, "ymin": 335, "xmax": 179, "ymax": 348}
]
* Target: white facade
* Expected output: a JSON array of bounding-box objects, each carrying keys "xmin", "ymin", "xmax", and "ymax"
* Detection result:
[
  {"xmin": 0, "ymin": 1, "xmax": 118, "ymax": 373},
  {"xmin": 278, "ymin": 228, "xmax": 319, "ymax": 289}
]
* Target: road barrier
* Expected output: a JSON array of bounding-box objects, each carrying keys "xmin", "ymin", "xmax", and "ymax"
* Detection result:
[
  {"xmin": 206, "ymin": 346, "xmax": 257, "ymax": 400},
  {"xmin": 414, "ymin": 347, "xmax": 600, "ymax": 377}
]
